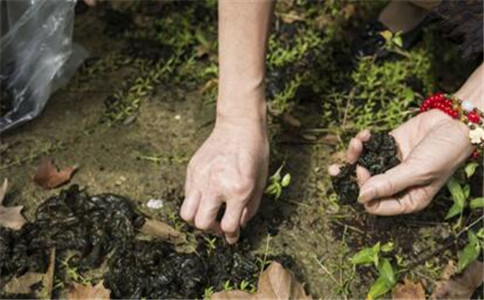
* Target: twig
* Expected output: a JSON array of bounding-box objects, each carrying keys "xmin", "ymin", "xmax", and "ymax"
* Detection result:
[{"xmin": 314, "ymin": 255, "xmax": 341, "ymax": 287}]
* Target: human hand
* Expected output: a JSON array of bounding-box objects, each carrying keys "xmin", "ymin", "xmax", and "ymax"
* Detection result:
[
  {"xmin": 329, "ymin": 109, "xmax": 474, "ymax": 215},
  {"xmin": 180, "ymin": 116, "xmax": 269, "ymax": 244}
]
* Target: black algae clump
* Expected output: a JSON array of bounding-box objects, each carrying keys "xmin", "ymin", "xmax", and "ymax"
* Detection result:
[
  {"xmin": 105, "ymin": 240, "xmax": 258, "ymax": 299},
  {"xmin": 0, "ymin": 185, "xmax": 263, "ymax": 299},
  {"xmin": 0, "ymin": 185, "xmax": 145, "ymax": 287},
  {"xmin": 332, "ymin": 132, "xmax": 400, "ymax": 203}
]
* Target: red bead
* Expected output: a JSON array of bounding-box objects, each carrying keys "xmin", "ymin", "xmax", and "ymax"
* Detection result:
[
  {"xmin": 471, "ymin": 149, "xmax": 480, "ymax": 159},
  {"xmin": 468, "ymin": 112, "xmax": 481, "ymax": 123}
]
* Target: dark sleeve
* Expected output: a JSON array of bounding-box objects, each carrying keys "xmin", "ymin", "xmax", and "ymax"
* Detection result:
[{"xmin": 435, "ymin": 0, "xmax": 483, "ymax": 59}]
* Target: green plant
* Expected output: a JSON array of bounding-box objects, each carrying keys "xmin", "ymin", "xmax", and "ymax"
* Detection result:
[
  {"xmin": 445, "ymin": 162, "xmax": 483, "ymax": 222},
  {"xmin": 223, "ymin": 280, "xmax": 233, "ymax": 292},
  {"xmin": 366, "ymin": 259, "xmax": 396, "ymax": 300},
  {"xmin": 379, "ymin": 30, "xmax": 411, "ymax": 59},
  {"xmin": 350, "ymin": 241, "xmax": 396, "ymax": 299},
  {"xmin": 203, "ymin": 286, "xmax": 214, "ymax": 300},
  {"xmin": 457, "ymin": 230, "xmax": 483, "ymax": 273},
  {"xmin": 264, "ymin": 164, "xmax": 291, "ymax": 200},
  {"xmin": 204, "ymin": 236, "xmax": 217, "ymax": 255}
]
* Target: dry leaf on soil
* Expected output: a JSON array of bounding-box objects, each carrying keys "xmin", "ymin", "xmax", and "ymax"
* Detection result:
[
  {"xmin": 4, "ymin": 248, "xmax": 55, "ymax": 298},
  {"xmin": 140, "ymin": 218, "xmax": 185, "ymax": 244},
  {"xmin": 34, "ymin": 157, "xmax": 78, "ymax": 189},
  {"xmin": 0, "ymin": 178, "xmax": 27, "ymax": 230},
  {"xmin": 392, "ymin": 279, "xmax": 425, "ymax": 300},
  {"xmin": 212, "ymin": 261, "xmax": 312, "ymax": 300},
  {"xmin": 67, "ymin": 281, "xmax": 110, "ymax": 300},
  {"xmin": 431, "ymin": 260, "xmax": 484, "ymax": 299}
]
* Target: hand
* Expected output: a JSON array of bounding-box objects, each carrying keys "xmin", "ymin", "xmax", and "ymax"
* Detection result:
[
  {"xmin": 329, "ymin": 109, "xmax": 473, "ymax": 215},
  {"xmin": 180, "ymin": 116, "xmax": 269, "ymax": 243}
]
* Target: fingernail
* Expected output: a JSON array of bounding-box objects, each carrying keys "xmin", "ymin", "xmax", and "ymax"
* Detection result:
[
  {"xmin": 225, "ymin": 231, "xmax": 240, "ymax": 245},
  {"xmin": 358, "ymin": 186, "xmax": 375, "ymax": 203}
]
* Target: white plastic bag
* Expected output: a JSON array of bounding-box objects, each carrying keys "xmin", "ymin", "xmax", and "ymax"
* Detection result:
[{"xmin": 0, "ymin": 0, "xmax": 87, "ymax": 132}]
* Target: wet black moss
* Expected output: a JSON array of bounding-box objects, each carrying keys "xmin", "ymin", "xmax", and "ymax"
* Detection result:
[
  {"xmin": 0, "ymin": 185, "xmax": 263, "ymax": 299},
  {"xmin": 332, "ymin": 132, "xmax": 400, "ymax": 203}
]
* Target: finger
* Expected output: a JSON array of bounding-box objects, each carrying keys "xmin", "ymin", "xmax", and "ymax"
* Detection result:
[
  {"xmin": 221, "ymin": 202, "xmax": 244, "ymax": 244},
  {"xmin": 240, "ymin": 207, "xmax": 249, "ymax": 227},
  {"xmin": 356, "ymin": 129, "xmax": 371, "ymax": 142},
  {"xmin": 328, "ymin": 164, "xmax": 341, "ymax": 177},
  {"xmin": 194, "ymin": 194, "xmax": 223, "ymax": 232},
  {"xmin": 346, "ymin": 138, "xmax": 363, "ymax": 164},
  {"xmin": 356, "ymin": 165, "xmax": 371, "ymax": 187},
  {"xmin": 180, "ymin": 190, "xmax": 201, "ymax": 224},
  {"xmin": 358, "ymin": 161, "xmax": 423, "ymax": 203},
  {"xmin": 364, "ymin": 188, "xmax": 433, "ymax": 216}
]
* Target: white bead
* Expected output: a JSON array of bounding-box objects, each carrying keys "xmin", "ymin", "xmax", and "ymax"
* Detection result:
[{"xmin": 461, "ymin": 100, "xmax": 474, "ymax": 112}]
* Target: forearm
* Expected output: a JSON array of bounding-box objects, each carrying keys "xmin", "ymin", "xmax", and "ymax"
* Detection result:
[{"xmin": 217, "ymin": 0, "xmax": 274, "ymax": 123}]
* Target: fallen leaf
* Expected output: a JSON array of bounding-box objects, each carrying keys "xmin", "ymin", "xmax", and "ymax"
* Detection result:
[
  {"xmin": 431, "ymin": 261, "xmax": 484, "ymax": 299},
  {"xmin": 212, "ymin": 261, "xmax": 312, "ymax": 300},
  {"xmin": 4, "ymin": 248, "xmax": 55, "ymax": 298},
  {"xmin": 0, "ymin": 178, "xmax": 27, "ymax": 230},
  {"xmin": 140, "ymin": 218, "xmax": 184, "ymax": 244},
  {"xmin": 392, "ymin": 279, "xmax": 425, "ymax": 300},
  {"xmin": 34, "ymin": 157, "xmax": 78, "ymax": 189},
  {"xmin": 67, "ymin": 281, "xmax": 110, "ymax": 300}
]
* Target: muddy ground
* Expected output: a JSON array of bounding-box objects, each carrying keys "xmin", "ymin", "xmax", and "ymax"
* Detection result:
[{"xmin": 1, "ymin": 1, "xmax": 481, "ymax": 299}]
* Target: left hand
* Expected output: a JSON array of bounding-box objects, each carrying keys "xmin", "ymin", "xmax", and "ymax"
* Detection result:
[{"xmin": 329, "ymin": 109, "xmax": 474, "ymax": 215}]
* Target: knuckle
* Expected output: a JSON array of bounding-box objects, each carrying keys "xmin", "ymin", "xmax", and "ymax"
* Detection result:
[
  {"xmin": 380, "ymin": 179, "xmax": 396, "ymax": 196},
  {"xmin": 194, "ymin": 217, "xmax": 211, "ymax": 231},
  {"xmin": 230, "ymin": 180, "xmax": 253, "ymax": 199}
]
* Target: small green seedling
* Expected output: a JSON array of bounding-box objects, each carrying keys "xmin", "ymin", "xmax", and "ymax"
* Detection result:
[
  {"xmin": 203, "ymin": 286, "xmax": 214, "ymax": 300},
  {"xmin": 457, "ymin": 231, "xmax": 483, "ymax": 273},
  {"xmin": 445, "ymin": 163, "xmax": 483, "ymax": 222},
  {"xmin": 265, "ymin": 164, "xmax": 291, "ymax": 200},
  {"xmin": 350, "ymin": 241, "xmax": 397, "ymax": 299}
]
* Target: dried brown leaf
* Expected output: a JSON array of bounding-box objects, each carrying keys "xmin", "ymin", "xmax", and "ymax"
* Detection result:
[
  {"xmin": 67, "ymin": 281, "xmax": 110, "ymax": 300},
  {"xmin": 431, "ymin": 261, "xmax": 484, "ymax": 299},
  {"xmin": 392, "ymin": 279, "xmax": 426, "ymax": 300},
  {"xmin": 4, "ymin": 248, "xmax": 55, "ymax": 298},
  {"xmin": 140, "ymin": 218, "xmax": 184, "ymax": 244},
  {"xmin": 0, "ymin": 178, "xmax": 27, "ymax": 230},
  {"xmin": 212, "ymin": 262, "xmax": 312, "ymax": 300},
  {"xmin": 34, "ymin": 157, "xmax": 78, "ymax": 189}
]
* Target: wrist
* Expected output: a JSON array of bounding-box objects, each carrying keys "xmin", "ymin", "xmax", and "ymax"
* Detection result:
[
  {"xmin": 455, "ymin": 63, "xmax": 484, "ymax": 110},
  {"xmin": 216, "ymin": 80, "xmax": 267, "ymax": 125}
]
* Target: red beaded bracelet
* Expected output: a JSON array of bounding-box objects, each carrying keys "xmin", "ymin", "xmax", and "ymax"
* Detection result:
[{"xmin": 420, "ymin": 92, "xmax": 484, "ymax": 159}]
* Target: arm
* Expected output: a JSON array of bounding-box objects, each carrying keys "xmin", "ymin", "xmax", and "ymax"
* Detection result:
[
  {"xmin": 217, "ymin": 0, "xmax": 274, "ymax": 122},
  {"xmin": 181, "ymin": 0, "xmax": 274, "ymax": 244}
]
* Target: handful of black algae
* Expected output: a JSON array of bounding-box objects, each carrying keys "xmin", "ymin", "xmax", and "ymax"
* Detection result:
[
  {"xmin": 0, "ymin": 185, "xmax": 263, "ymax": 299},
  {"xmin": 332, "ymin": 132, "xmax": 400, "ymax": 203}
]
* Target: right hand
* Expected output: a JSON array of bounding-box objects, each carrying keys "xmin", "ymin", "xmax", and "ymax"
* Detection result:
[{"xmin": 180, "ymin": 115, "xmax": 269, "ymax": 244}]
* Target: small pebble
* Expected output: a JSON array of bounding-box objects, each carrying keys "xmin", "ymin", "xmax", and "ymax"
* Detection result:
[
  {"xmin": 174, "ymin": 115, "xmax": 181, "ymax": 120},
  {"xmin": 146, "ymin": 199, "xmax": 164, "ymax": 209}
]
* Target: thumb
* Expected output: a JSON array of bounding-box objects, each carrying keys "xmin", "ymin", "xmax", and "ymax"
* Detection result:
[{"xmin": 358, "ymin": 161, "xmax": 427, "ymax": 203}]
